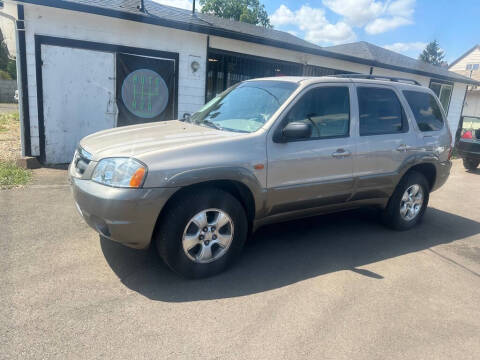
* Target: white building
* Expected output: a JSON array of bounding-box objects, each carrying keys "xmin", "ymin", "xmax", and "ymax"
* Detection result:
[
  {"xmin": 1, "ymin": 0, "xmax": 478, "ymax": 164},
  {"xmin": 449, "ymin": 44, "xmax": 480, "ymax": 117}
]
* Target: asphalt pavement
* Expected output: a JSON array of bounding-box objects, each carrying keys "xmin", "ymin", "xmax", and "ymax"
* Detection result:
[{"xmin": 1, "ymin": 160, "xmax": 479, "ymax": 359}]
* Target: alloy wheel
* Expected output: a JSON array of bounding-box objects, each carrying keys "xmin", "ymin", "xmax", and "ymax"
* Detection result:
[{"xmin": 182, "ymin": 209, "xmax": 234, "ymax": 263}]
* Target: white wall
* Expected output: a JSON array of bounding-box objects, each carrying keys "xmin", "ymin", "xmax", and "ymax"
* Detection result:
[
  {"xmin": 447, "ymin": 82, "xmax": 467, "ymax": 134},
  {"xmin": 463, "ymin": 90, "xmax": 480, "ymax": 117},
  {"xmin": 23, "ymin": 4, "xmax": 208, "ymax": 156}
]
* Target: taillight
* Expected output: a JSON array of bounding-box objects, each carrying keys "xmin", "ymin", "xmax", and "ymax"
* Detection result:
[{"xmin": 462, "ymin": 131, "xmax": 473, "ymax": 139}]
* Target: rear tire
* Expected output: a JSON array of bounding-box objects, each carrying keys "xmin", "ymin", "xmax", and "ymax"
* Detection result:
[
  {"xmin": 155, "ymin": 188, "xmax": 248, "ymax": 279},
  {"xmin": 463, "ymin": 158, "xmax": 479, "ymax": 171},
  {"xmin": 382, "ymin": 171, "xmax": 430, "ymax": 231}
]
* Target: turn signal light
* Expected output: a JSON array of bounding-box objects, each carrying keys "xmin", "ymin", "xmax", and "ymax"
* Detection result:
[{"xmin": 129, "ymin": 167, "xmax": 146, "ymax": 188}]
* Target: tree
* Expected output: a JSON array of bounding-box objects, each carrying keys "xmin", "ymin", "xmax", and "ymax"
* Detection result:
[
  {"xmin": 200, "ymin": 0, "xmax": 272, "ymax": 28},
  {"xmin": 0, "ymin": 28, "xmax": 16, "ymax": 79},
  {"xmin": 419, "ymin": 40, "xmax": 445, "ymax": 66}
]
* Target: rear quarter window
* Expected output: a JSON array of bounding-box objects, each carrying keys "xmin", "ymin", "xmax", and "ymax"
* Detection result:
[{"xmin": 403, "ymin": 90, "xmax": 444, "ymax": 131}]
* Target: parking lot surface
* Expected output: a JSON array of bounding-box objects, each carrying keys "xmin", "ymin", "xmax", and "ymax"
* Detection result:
[{"xmin": 1, "ymin": 160, "xmax": 479, "ymax": 359}]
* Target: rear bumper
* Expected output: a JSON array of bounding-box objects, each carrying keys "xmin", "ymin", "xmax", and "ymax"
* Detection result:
[
  {"xmin": 431, "ymin": 160, "xmax": 452, "ymax": 192},
  {"xmin": 70, "ymin": 176, "xmax": 178, "ymax": 249},
  {"xmin": 457, "ymin": 150, "xmax": 480, "ymax": 160},
  {"xmin": 456, "ymin": 140, "xmax": 480, "ymax": 160}
]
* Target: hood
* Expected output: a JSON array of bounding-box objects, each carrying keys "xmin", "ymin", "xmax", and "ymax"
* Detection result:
[{"xmin": 80, "ymin": 120, "xmax": 239, "ymax": 161}]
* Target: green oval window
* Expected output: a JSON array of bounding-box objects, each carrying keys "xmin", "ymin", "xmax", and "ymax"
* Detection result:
[{"xmin": 121, "ymin": 69, "xmax": 169, "ymax": 118}]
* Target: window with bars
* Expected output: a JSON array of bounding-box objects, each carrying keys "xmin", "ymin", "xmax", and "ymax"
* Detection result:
[{"xmin": 205, "ymin": 51, "xmax": 353, "ymax": 102}]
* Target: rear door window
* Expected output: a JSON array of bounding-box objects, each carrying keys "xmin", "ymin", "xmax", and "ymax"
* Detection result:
[
  {"xmin": 403, "ymin": 91, "xmax": 444, "ymax": 131},
  {"xmin": 357, "ymin": 87, "xmax": 408, "ymax": 136}
]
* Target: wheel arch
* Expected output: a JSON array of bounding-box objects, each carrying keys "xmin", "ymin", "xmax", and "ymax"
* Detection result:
[
  {"xmin": 153, "ymin": 179, "xmax": 259, "ymax": 242},
  {"xmin": 402, "ymin": 162, "xmax": 437, "ymax": 191}
]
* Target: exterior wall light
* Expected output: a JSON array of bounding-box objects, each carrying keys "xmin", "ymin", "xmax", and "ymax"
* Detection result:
[{"xmin": 191, "ymin": 60, "xmax": 200, "ymax": 72}]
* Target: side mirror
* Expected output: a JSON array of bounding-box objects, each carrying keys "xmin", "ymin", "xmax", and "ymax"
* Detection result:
[
  {"xmin": 182, "ymin": 113, "xmax": 191, "ymax": 121},
  {"xmin": 280, "ymin": 122, "xmax": 312, "ymax": 142}
]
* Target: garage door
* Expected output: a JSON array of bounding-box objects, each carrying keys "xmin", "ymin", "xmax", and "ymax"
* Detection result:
[{"xmin": 41, "ymin": 45, "xmax": 116, "ymax": 164}]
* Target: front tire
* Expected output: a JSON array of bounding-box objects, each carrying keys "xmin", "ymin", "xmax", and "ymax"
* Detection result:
[
  {"xmin": 382, "ymin": 171, "xmax": 430, "ymax": 231},
  {"xmin": 463, "ymin": 158, "xmax": 479, "ymax": 171},
  {"xmin": 155, "ymin": 188, "xmax": 248, "ymax": 278}
]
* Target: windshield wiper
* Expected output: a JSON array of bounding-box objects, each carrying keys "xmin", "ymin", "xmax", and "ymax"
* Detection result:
[{"xmin": 201, "ymin": 120, "xmax": 223, "ymax": 130}]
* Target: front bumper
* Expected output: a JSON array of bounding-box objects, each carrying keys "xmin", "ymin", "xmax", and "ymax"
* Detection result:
[{"xmin": 70, "ymin": 175, "xmax": 178, "ymax": 249}]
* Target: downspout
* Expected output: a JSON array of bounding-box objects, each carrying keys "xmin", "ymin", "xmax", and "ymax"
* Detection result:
[{"xmin": 138, "ymin": 0, "xmax": 145, "ymax": 13}]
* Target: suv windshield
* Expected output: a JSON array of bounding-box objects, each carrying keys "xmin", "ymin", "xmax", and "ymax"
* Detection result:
[{"xmin": 188, "ymin": 80, "xmax": 298, "ymax": 133}]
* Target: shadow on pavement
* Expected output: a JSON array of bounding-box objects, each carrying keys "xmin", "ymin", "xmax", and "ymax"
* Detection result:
[
  {"xmin": 466, "ymin": 168, "xmax": 480, "ymax": 175},
  {"xmin": 100, "ymin": 207, "xmax": 480, "ymax": 302}
]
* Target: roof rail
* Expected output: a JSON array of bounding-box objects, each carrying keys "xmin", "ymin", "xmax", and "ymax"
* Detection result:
[{"xmin": 332, "ymin": 74, "xmax": 421, "ymax": 86}]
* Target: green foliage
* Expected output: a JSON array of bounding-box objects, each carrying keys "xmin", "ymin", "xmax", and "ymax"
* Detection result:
[
  {"xmin": 419, "ymin": 40, "xmax": 445, "ymax": 66},
  {"xmin": 0, "ymin": 161, "xmax": 31, "ymax": 187},
  {"xmin": 0, "ymin": 69, "xmax": 12, "ymax": 80},
  {"xmin": 200, "ymin": 0, "xmax": 271, "ymax": 28},
  {"xmin": 6, "ymin": 59, "xmax": 16, "ymax": 79},
  {"xmin": 0, "ymin": 112, "xmax": 19, "ymax": 132},
  {"xmin": 0, "ymin": 28, "xmax": 16, "ymax": 79}
]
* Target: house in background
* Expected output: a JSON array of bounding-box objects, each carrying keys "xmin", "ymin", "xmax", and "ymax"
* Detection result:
[
  {"xmin": 1, "ymin": 0, "xmax": 478, "ymax": 164},
  {"xmin": 449, "ymin": 45, "xmax": 480, "ymax": 117}
]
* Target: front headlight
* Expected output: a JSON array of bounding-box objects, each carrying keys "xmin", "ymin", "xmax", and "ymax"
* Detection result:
[{"xmin": 92, "ymin": 158, "xmax": 147, "ymax": 188}]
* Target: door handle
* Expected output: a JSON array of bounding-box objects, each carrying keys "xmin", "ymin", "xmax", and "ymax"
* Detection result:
[
  {"xmin": 396, "ymin": 144, "xmax": 411, "ymax": 152},
  {"xmin": 332, "ymin": 149, "xmax": 351, "ymax": 158}
]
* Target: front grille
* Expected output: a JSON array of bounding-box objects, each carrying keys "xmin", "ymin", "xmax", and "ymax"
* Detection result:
[{"xmin": 74, "ymin": 147, "xmax": 92, "ymax": 175}]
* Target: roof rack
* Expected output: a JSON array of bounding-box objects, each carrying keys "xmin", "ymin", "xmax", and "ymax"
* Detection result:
[{"xmin": 332, "ymin": 74, "xmax": 421, "ymax": 86}]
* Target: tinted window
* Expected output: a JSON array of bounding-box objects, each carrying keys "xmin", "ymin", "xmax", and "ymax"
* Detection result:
[
  {"xmin": 459, "ymin": 116, "xmax": 480, "ymax": 140},
  {"xmin": 357, "ymin": 87, "xmax": 407, "ymax": 136},
  {"xmin": 403, "ymin": 91, "xmax": 444, "ymax": 131},
  {"xmin": 285, "ymin": 86, "xmax": 350, "ymax": 139}
]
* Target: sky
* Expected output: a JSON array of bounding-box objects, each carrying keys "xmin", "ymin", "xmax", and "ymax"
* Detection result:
[{"xmin": 154, "ymin": 0, "xmax": 479, "ymax": 64}]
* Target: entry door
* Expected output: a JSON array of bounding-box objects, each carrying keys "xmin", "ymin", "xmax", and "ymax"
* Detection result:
[
  {"xmin": 41, "ymin": 45, "xmax": 116, "ymax": 163},
  {"xmin": 267, "ymin": 85, "xmax": 355, "ymax": 215}
]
